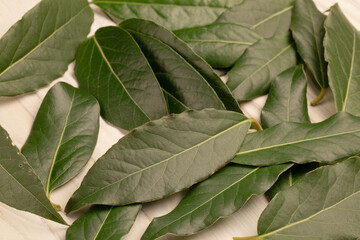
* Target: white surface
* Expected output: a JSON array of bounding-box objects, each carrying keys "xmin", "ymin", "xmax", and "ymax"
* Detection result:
[{"xmin": 0, "ymin": 0, "xmax": 358, "ymax": 239}]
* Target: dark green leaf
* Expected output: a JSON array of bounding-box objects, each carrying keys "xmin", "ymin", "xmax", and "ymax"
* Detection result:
[
  {"xmin": 324, "ymin": 4, "xmax": 360, "ymax": 115},
  {"xmin": 123, "ymin": 27, "xmax": 227, "ymax": 111},
  {"xmin": 65, "ymin": 109, "xmax": 251, "ymax": 213},
  {"xmin": 291, "ymin": 0, "xmax": 328, "ymax": 91},
  {"xmin": 22, "ymin": 82, "xmax": 100, "ymax": 196},
  {"xmin": 0, "ymin": 126, "xmax": 65, "ymax": 224},
  {"xmin": 0, "ymin": 0, "xmax": 93, "ymax": 96},
  {"xmin": 66, "ymin": 204, "xmax": 141, "ymax": 240},
  {"xmin": 93, "ymin": 0, "xmax": 244, "ymax": 30},
  {"xmin": 227, "ymin": 32, "xmax": 297, "ymax": 101},
  {"xmin": 141, "ymin": 164, "xmax": 291, "ymax": 240},
  {"xmin": 261, "ymin": 65, "xmax": 310, "ymax": 129},
  {"xmin": 118, "ymin": 19, "xmax": 242, "ymax": 113},
  {"xmin": 163, "ymin": 89, "xmax": 189, "ymax": 114},
  {"xmin": 236, "ymin": 157, "xmax": 360, "ymax": 239},
  {"xmin": 174, "ymin": 23, "xmax": 260, "ymax": 68},
  {"xmin": 75, "ymin": 26, "xmax": 168, "ymax": 130},
  {"xmin": 233, "ymin": 112, "xmax": 360, "ymax": 166},
  {"xmin": 216, "ymin": 0, "xmax": 294, "ymax": 38}
]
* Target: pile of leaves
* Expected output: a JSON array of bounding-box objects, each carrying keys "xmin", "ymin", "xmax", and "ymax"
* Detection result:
[{"xmin": 0, "ymin": 0, "xmax": 359, "ymax": 239}]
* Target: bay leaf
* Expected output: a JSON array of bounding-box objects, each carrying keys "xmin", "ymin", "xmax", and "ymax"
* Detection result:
[
  {"xmin": 93, "ymin": 0, "xmax": 244, "ymax": 31},
  {"xmin": 233, "ymin": 112, "xmax": 360, "ymax": 166},
  {"xmin": 0, "ymin": 0, "xmax": 93, "ymax": 96},
  {"xmin": 173, "ymin": 23, "xmax": 261, "ymax": 68},
  {"xmin": 227, "ymin": 32, "xmax": 297, "ymax": 101},
  {"xmin": 22, "ymin": 82, "xmax": 100, "ymax": 196},
  {"xmin": 163, "ymin": 90, "xmax": 189, "ymax": 114},
  {"xmin": 324, "ymin": 4, "xmax": 360, "ymax": 116},
  {"xmin": 75, "ymin": 26, "xmax": 168, "ymax": 131},
  {"xmin": 122, "ymin": 27, "xmax": 226, "ymax": 111},
  {"xmin": 66, "ymin": 204, "xmax": 141, "ymax": 240},
  {"xmin": 235, "ymin": 157, "xmax": 360, "ymax": 239},
  {"xmin": 291, "ymin": 0, "xmax": 328, "ymax": 105},
  {"xmin": 216, "ymin": 0, "xmax": 294, "ymax": 38},
  {"xmin": 118, "ymin": 19, "xmax": 242, "ymax": 113},
  {"xmin": 65, "ymin": 109, "xmax": 251, "ymax": 213},
  {"xmin": 141, "ymin": 164, "xmax": 291, "ymax": 240},
  {"xmin": 0, "ymin": 126, "xmax": 65, "ymax": 224},
  {"xmin": 261, "ymin": 65, "xmax": 310, "ymax": 129}
]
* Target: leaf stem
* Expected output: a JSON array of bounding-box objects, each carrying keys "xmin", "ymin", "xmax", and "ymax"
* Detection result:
[
  {"xmin": 51, "ymin": 201, "xmax": 62, "ymax": 211},
  {"xmin": 249, "ymin": 118, "xmax": 263, "ymax": 131},
  {"xmin": 233, "ymin": 235, "xmax": 261, "ymax": 240},
  {"xmin": 311, "ymin": 88, "xmax": 326, "ymax": 106}
]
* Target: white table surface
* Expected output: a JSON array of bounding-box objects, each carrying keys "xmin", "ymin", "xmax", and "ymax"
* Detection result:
[{"xmin": 0, "ymin": 0, "xmax": 359, "ymax": 239}]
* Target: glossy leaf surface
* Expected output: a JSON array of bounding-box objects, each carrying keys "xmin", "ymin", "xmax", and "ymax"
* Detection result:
[
  {"xmin": 233, "ymin": 112, "xmax": 360, "ymax": 166},
  {"xmin": 291, "ymin": 0, "xmax": 328, "ymax": 90},
  {"xmin": 75, "ymin": 26, "xmax": 167, "ymax": 130},
  {"xmin": 0, "ymin": 0, "xmax": 93, "ymax": 96},
  {"xmin": 66, "ymin": 205, "xmax": 141, "ymax": 240},
  {"xmin": 0, "ymin": 127, "xmax": 65, "ymax": 224},
  {"xmin": 325, "ymin": 4, "xmax": 360, "ymax": 115},
  {"xmin": 174, "ymin": 23, "xmax": 260, "ymax": 68},
  {"xmin": 119, "ymin": 19, "xmax": 242, "ymax": 113},
  {"xmin": 126, "ymin": 28, "xmax": 226, "ymax": 111},
  {"xmin": 217, "ymin": 0, "xmax": 294, "ymax": 38},
  {"xmin": 239, "ymin": 157, "xmax": 360, "ymax": 239},
  {"xmin": 94, "ymin": 0, "xmax": 243, "ymax": 30},
  {"xmin": 22, "ymin": 82, "xmax": 100, "ymax": 195},
  {"xmin": 227, "ymin": 32, "xmax": 297, "ymax": 101},
  {"xmin": 141, "ymin": 164, "xmax": 291, "ymax": 240},
  {"xmin": 65, "ymin": 109, "xmax": 251, "ymax": 213},
  {"xmin": 261, "ymin": 66, "xmax": 310, "ymax": 129}
]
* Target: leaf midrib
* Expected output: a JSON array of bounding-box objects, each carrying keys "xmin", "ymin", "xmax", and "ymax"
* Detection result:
[
  {"xmin": 236, "ymin": 128, "xmax": 360, "ymax": 156},
  {"xmin": 251, "ymin": 6, "xmax": 293, "ymax": 29},
  {"xmin": 93, "ymin": 207, "xmax": 113, "ymax": 240},
  {"xmin": 342, "ymin": 31, "xmax": 356, "ymax": 111},
  {"xmin": 71, "ymin": 118, "xmax": 251, "ymax": 210},
  {"xmin": 0, "ymin": 6, "xmax": 88, "ymax": 79},
  {"xmin": 184, "ymin": 39, "xmax": 253, "ymax": 45},
  {"xmin": 92, "ymin": 1, "xmax": 226, "ymax": 9}
]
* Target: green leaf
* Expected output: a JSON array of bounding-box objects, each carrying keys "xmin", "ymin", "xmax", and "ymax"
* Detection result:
[
  {"xmin": 261, "ymin": 65, "xmax": 310, "ymax": 129},
  {"xmin": 227, "ymin": 32, "xmax": 297, "ymax": 101},
  {"xmin": 290, "ymin": 0, "xmax": 328, "ymax": 93},
  {"xmin": 66, "ymin": 204, "xmax": 141, "ymax": 240},
  {"xmin": 65, "ymin": 109, "xmax": 251, "ymax": 213},
  {"xmin": 236, "ymin": 157, "xmax": 360, "ymax": 239},
  {"xmin": 266, "ymin": 163, "xmax": 319, "ymax": 200},
  {"xmin": 141, "ymin": 164, "xmax": 291, "ymax": 240},
  {"xmin": 173, "ymin": 23, "xmax": 261, "ymax": 68},
  {"xmin": 118, "ymin": 19, "xmax": 242, "ymax": 113},
  {"xmin": 93, "ymin": 0, "xmax": 244, "ymax": 31},
  {"xmin": 22, "ymin": 82, "xmax": 100, "ymax": 196},
  {"xmin": 163, "ymin": 89, "xmax": 189, "ymax": 114},
  {"xmin": 216, "ymin": 0, "xmax": 294, "ymax": 38},
  {"xmin": 0, "ymin": 126, "xmax": 65, "ymax": 224},
  {"xmin": 75, "ymin": 26, "xmax": 168, "ymax": 131},
  {"xmin": 233, "ymin": 112, "xmax": 360, "ymax": 166},
  {"xmin": 0, "ymin": 0, "xmax": 93, "ymax": 96},
  {"xmin": 122, "ymin": 26, "xmax": 227, "ymax": 111},
  {"xmin": 324, "ymin": 4, "xmax": 360, "ymax": 116}
]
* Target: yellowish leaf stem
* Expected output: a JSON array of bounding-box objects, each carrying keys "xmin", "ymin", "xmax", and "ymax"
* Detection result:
[{"xmin": 311, "ymin": 88, "xmax": 326, "ymax": 106}]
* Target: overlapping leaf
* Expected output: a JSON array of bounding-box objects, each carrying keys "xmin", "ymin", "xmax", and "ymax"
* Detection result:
[
  {"xmin": 0, "ymin": 127, "xmax": 65, "ymax": 224},
  {"xmin": 75, "ymin": 26, "xmax": 168, "ymax": 130},
  {"xmin": 174, "ymin": 23, "xmax": 260, "ymax": 68},
  {"xmin": 233, "ymin": 112, "xmax": 360, "ymax": 166},
  {"xmin": 325, "ymin": 4, "xmax": 360, "ymax": 115},
  {"xmin": 291, "ymin": 0, "xmax": 328, "ymax": 102},
  {"xmin": 217, "ymin": 0, "xmax": 294, "ymax": 38},
  {"xmin": 66, "ymin": 205, "xmax": 141, "ymax": 240},
  {"xmin": 0, "ymin": 0, "xmax": 93, "ymax": 96},
  {"xmin": 227, "ymin": 32, "xmax": 297, "ymax": 101},
  {"xmin": 235, "ymin": 157, "xmax": 360, "ymax": 239},
  {"xmin": 261, "ymin": 65, "xmax": 310, "ymax": 129},
  {"xmin": 141, "ymin": 164, "xmax": 291, "ymax": 240},
  {"xmin": 119, "ymin": 19, "xmax": 242, "ymax": 113},
  {"xmin": 93, "ymin": 0, "xmax": 244, "ymax": 30},
  {"xmin": 65, "ymin": 109, "xmax": 251, "ymax": 213},
  {"xmin": 163, "ymin": 90, "xmax": 189, "ymax": 114},
  {"xmin": 22, "ymin": 82, "xmax": 100, "ymax": 196}
]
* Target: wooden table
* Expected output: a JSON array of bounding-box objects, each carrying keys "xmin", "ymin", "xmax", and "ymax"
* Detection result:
[{"xmin": 0, "ymin": 0, "xmax": 359, "ymax": 239}]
